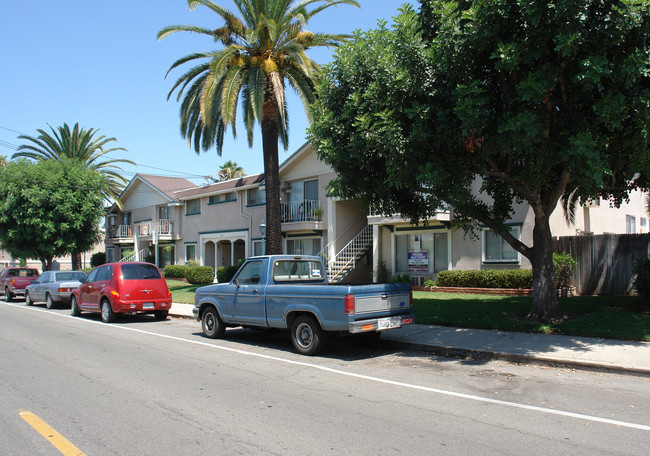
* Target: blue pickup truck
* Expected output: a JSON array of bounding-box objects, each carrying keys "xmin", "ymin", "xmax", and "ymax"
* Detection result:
[{"xmin": 193, "ymin": 255, "xmax": 414, "ymax": 355}]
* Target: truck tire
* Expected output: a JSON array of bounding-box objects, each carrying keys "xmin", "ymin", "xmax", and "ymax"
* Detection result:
[
  {"xmin": 201, "ymin": 306, "xmax": 225, "ymax": 339},
  {"xmin": 291, "ymin": 315, "xmax": 325, "ymax": 356},
  {"xmin": 46, "ymin": 293, "xmax": 55, "ymax": 309},
  {"xmin": 5, "ymin": 287, "xmax": 13, "ymax": 302},
  {"xmin": 70, "ymin": 296, "xmax": 81, "ymax": 317},
  {"xmin": 101, "ymin": 299, "xmax": 116, "ymax": 323}
]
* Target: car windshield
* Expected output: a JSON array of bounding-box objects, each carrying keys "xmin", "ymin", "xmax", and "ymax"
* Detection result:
[
  {"xmin": 120, "ymin": 264, "xmax": 162, "ymax": 280},
  {"xmin": 55, "ymin": 272, "xmax": 86, "ymax": 282}
]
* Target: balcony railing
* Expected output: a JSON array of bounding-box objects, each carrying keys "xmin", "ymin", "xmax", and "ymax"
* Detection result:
[
  {"xmin": 281, "ymin": 200, "xmax": 322, "ymax": 223},
  {"xmin": 136, "ymin": 219, "xmax": 173, "ymax": 237},
  {"xmin": 108, "ymin": 225, "xmax": 133, "ymax": 240}
]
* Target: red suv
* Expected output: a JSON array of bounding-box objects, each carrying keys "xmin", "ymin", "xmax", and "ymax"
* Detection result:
[{"xmin": 71, "ymin": 262, "xmax": 172, "ymax": 322}]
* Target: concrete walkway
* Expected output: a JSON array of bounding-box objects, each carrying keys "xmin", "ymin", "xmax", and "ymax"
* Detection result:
[{"xmin": 169, "ymin": 302, "xmax": 650, "ymax": 376}]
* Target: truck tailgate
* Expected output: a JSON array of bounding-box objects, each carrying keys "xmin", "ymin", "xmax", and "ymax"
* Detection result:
[{"xmin": 354, "ymin": 292, "xmax": 411, "ymax": 314}]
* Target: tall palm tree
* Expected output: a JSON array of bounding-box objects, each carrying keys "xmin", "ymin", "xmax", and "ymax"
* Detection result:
[
  {"xmin": 158, "ymin": 0, "xmax": 359, "ymax": 254},
  {"xmin": 218, "ymin": 160, "xmax": 246, "ymax": 181},
  {"xmin": 13, "ymin": 122, "xmax": 134, "ymax": 269},
  {"xmin": 13, "ymin": 122, "xmax": 134, "ymax": 207}
]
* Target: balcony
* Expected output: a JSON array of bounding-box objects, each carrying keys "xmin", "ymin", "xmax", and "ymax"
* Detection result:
[
  {"xmin": 136, "ymin": 219, "xmax": 175, "ymax": 240},
  {"xmin": 108, "ymin": 225, "xmax": 133, "ymax": 242},
  {"xmin": 281, "ymin": 200, "xmax": 323, "ymax": 223}
]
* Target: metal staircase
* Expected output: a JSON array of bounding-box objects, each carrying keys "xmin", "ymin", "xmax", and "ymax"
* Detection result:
[{"xmin": 319, "ymin": 225, "xmax": 373, "ymax": 283}]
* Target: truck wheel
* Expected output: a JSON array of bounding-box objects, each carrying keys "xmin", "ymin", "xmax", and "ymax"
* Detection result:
[
  {"xmin": 5, "ymin": 287, "xmax": 13, "ymax": 302},
  {"xmin": 101, "ymin": 299, "xmax": 116, "ymax": 323},
  {"xmin": 201, "ymin": 306, "xmax": 225, "ymax": 339},
  {"xmin": 46, "ymin": 293, "xmax": 55, "ymax": 309},
  {"xmin": 25, "ymin": 292, "xmax": 33, "ymax": 306},
  {"xmin": 291, "ymin": 315, "xmax": 325, "ymax": 356},
  {"xmin": 70, "ymin": 296, "xmax": 81, "ymax": 317}
]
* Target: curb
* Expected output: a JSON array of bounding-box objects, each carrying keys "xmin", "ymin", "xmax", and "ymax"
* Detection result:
[{"xmin": 382, "ymin": 339, "xmax": 650, "ymax": 378}]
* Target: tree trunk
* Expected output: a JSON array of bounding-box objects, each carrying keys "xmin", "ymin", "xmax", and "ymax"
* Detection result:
[
  {"xmin": 40, "ymin": 257, "xmax": 54, "ymax": 271},
  {"xmin": 72, "ymin": 251, "xmax": 82, "ymax": 270},
  {"xmin": 261, "ymin": 94, "xmax": 283, "ymax": 255},
  {"xmin": 527, "ymin": 215, "xmax": 560, "ymax": 321}
]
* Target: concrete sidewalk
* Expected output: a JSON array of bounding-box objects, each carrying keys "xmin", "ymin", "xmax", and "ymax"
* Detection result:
[{"xmin": 169, "ymin": 302, "xmax": 650, "ymax": 376}]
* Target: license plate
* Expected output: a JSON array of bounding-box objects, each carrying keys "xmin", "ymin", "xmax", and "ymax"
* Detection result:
[
  {"xmin": 377, "ymin": 317, "xmax": 400, "ymax": 330},
  {"xmin": 143, "ymin": 303, "xmax": 154, "ymax": 310}
]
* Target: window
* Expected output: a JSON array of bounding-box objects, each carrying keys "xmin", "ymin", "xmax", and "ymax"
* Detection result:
[
  {"xmin": 395, "ymin": 232, "xmax": 449, "ymax": 274},
  {"xmin": 106, "ymin": 247, "xmax": 114, "ymax": 263},
  {"xmin": 121, "ymin": 263, "xmax": 162, "ymax": 280},
  {"xmin": 157, "ymin": 205, "xmax": 169, "ymax": 220},
  {"xmin": 247, "ymin": 187, "xmax": 266, "ymax": 205},
  {"xmin": 120, "ymin": 212, "xmax": 131, "ymax": 226},
  {"xmin": 482, "ymin": 226, "xmax": 520, "ymax": 262},
  {"xmin": 286, "ymin": 238, "xmax": 321, "ymax": 256},
  {"xmin": 272, "ymin": 259, "xmax": 324, "ymax": 282},
  {"xmin": 186, "ymin": 198, "xmax": 201, "ymax": 215},
  {"xmin": 626, "ymin": 215, "xmax": 637, "ymax": 234},
  {"xmin": 186, "ymin": 244, "xmax": 196, "ymax": 262},
  {"xmin": 253, "ymin": 240, "xmax": 264, "ymax": 256},
  {"xmin": 235, "ymin": 260, "xmax": 262, "ymax": 285},
  {"xmin": 208, "ymin": 192, "xmax": 236, "ymax": 204}
]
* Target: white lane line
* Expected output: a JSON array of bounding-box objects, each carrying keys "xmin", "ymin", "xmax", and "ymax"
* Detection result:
[{"xmin": 4, "ymin": 301, "xmax": 650, "ymax": 432}]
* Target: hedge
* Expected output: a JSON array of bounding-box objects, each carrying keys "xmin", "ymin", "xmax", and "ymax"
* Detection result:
[
  {"xmin": 436, "ymin": 269, "xmax": 533, "ymax": 289},
  {"xmin": 163, "ymin": 264, "xmax": 186, "ymax": 278},
  {"xmin": 184, "ymin": 266, "xmax": 215, "ymax": 284}
]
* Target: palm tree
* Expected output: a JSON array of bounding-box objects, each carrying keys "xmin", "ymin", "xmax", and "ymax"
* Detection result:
[
  {"xmin": 158, "ymin": 0, "xmax": 359, "ymax": 254},
  {"xmin": 13, "ymin": 122, "xmax": 134, "ymax": 207},
  {"xmin": 0, "ymin": 155, "xmax": 7, "ymax": 168},
  {"xmin": 13, "ymin": 122, "xmax": 134, "ymax": 269},
  {"xmin": 218, "ymin": 160, "xmax": 246, "ymax": 181}
]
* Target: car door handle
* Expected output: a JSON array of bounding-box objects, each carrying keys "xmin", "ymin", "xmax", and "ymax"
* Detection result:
[{"xmin": 252, "ymin": 289, "xmax": 259, "ymax": 293}]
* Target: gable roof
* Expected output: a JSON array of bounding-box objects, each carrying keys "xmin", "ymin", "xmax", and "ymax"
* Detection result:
[
  {"xmin": 136, "ymin": 174, "xmax": 196, "ymax": 200},
  {"xmin": 174, "ymin": 174, "xmax": 265, "ymax": 200}
]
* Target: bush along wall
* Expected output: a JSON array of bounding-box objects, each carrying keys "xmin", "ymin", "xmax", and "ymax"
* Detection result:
[
  {"xmin": 163, "ymin": 264, "xmax": 186, "ymax": 278},
  {"xmin": 436, "ymin": 269, "xmax": 533, "ymax": 289},
  {"xmin": 184, "ymin": 266, "xmax": 215, "ymax": 284}
]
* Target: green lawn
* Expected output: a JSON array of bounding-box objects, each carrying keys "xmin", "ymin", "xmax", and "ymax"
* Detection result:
[
  {"xmin": 413, "ymin": 291, "xmax": 650, "ymax": 342},
  {"xmin": 166, "ymin": 279, "xmax": 203, "ymax": 304}
]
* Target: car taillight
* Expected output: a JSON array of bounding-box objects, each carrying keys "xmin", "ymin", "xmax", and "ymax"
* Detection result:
[
  {"xmin": 12, "ymin": 278, "xmax": 16, "ymax": 286},
  {"xmin": 58, "ymin": 288, "xmax": 72, "ymax": 293},
  {"xmin": 168, "ymin": 289, "xmax": 172, "ymax": 298},
  {"xmin": 111, "ymin": 290, "xmax": 119, "ymax": 299},
  {"xmin": 344, "ymin": 294, "xmax": 355, "ymax": 315}
]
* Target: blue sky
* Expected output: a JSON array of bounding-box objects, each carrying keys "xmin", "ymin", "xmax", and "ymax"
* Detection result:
[{"xmin": 0, "ymin": 0, "xmax": 415, "ymax": 185}]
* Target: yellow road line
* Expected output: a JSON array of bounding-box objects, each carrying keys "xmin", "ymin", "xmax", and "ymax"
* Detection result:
[{"xmin": 18, "ymin": 410, "xmax": 86, "ymax": 456}]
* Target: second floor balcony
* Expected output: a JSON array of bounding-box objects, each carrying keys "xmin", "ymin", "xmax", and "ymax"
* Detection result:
[
  {"xmin": 107, "ymin": 225, "xmax": 133, "ymax": 242},
  {"xmin": 136, "ymin": 219, "xmax": 175, "ymax": 239},
  {"xmin": 281, "ymin": 200, "xmax": 323, "ymax": 223}
]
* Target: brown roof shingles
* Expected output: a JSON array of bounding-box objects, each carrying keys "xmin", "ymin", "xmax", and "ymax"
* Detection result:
[{"xmin": 173, "ymin": 174, "xmax": 265, "ymax": 199}]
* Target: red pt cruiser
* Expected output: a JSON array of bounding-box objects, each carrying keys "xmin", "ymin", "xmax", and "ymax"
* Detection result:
[{"xmin": 71, "ymin": 262, "xmax": 172, "ymax": 322}]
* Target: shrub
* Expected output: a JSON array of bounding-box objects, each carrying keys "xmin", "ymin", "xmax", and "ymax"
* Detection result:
[
  {"xmin": 436, "ymin": 269, "xmax": 533, "ymax": 289},
  {"xmin": 164, "ymin": 264, "xmax": 186, "ymax": 278},
  {"xmin": 553, "ymin": 252, "xmax": 577, "ymax": 289},
  {"xmin": 633, "ymin": 257, "xmax": 650, "ymax": 298},
  {"xmin": 375, "ymin": 260, "xmax": 391, "ymax": 283},
  {"xmin": 389, "ymin": 273, "xmax": 411, "ymax": 284},
  {"xmin": 184, "ymin": 265, "xmax": 215, "ymax": 284},
  {"xmin": 90, "ymin": 252, "xmax": 106, "ymax": 268},
  {"xmin": 424, "ymin": 279, "xmax": 436, "ymax": 287},
  {"xmin": 216, "ymin": 259, "xmax": 245, "ymax": 283}
]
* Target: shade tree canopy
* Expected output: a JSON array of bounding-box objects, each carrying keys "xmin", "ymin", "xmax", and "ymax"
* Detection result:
[{"xmin": 310, "ymin": 0, "xmax": 650, "ymax": 320}]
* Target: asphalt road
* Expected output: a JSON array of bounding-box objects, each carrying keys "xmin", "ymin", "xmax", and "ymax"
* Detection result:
[{"xmin": 1, "ymin": 299, "xmax": 649, "ymax": 455}]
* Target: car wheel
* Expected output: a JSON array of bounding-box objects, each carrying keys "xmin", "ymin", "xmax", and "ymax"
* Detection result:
[
  {"xmin": 5, "ymin": 287, "xmax": 13, "ymax": 302},
  {"xmin": 291, "ymin": 315, "xmax": 326, "ymax": 356},
  {"xmin": 154, "ymin": 310, "xmax": 168, "ymax": 321},
  {"xmin": 25, "ymin": 292, "xmax": 33, "ymax": 306},
  {"xmin": 101, "ymin": 299, "xmax": 116, "ymax": 323},
  {"xmin": 201, "ymin": 306, "xmax": 225, "ymax": 339},
  {"xmin": 70, "ymin": 296, "xmax": 81, "ymax": 317},
  {"xmin": 46, "ymin": 293, "xmax": 55, "ymax": 309}
]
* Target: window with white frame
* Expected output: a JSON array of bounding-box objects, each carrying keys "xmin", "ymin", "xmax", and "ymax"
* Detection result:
[
  {"xmin": 185, "ymin": 198, "xmax": 201, "ymax": 215},
  {"xmin": 106, "ymin": 247, "xmax": 114, "ymax": 263},
  {"xmin": 626, "ymin": 215, "xmax": 637, "ymax": 233},
  {"xmin": 395, "ymin": 232, "xmax": 449, "ymax": 274},
  {"xmin": 247, "ymin": 187, "xmax": 266, "ymax": 205},
  {"xmin": 185, "ymin": 244, "xmax": 196, "ymax": 262},
  {"xmin": 253, "ymin": 240, "xmax": 264, "ymax": 256},
  {"xmin": 482, "ymin": 226, "xmax": 520, "ymax": 262},
  {"xmin": 157, "ymin": 205, "xmax": 169, "ymax": 220}
]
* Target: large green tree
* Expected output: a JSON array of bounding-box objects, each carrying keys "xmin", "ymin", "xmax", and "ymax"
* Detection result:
[
  {"xmin": 310, "ymin": 1, "xmax": 650, "ymax": 321},
  {"xmin": 13, "ymin": 122, "xmax": 134, "ymax": 269},
  {"xmin": 0, "ymin": 159, "xmax": 106, "ymax": 271},
  {"xmin": 158, "ymin": 0, "xmax": 359, "ymax": 254}
]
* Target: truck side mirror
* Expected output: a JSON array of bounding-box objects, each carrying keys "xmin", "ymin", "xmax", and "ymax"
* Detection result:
[{"xmin": 234, "ymin": 277, "xmax": 240, "ymax": 287}]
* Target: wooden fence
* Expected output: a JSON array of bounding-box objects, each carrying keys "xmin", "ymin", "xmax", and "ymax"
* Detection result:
[{"xmin": 553, "ymin": 233, "xmax": 650, "ymax": 295}]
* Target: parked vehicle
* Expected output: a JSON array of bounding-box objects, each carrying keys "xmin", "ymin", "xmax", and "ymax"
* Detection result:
[
  {"xmin": 25, "ymin": 270, "xmax": 87, "ymax": 309},
  {"xmin": 0, "ymin": 267, "xmax": 40, "ymax": 302},
  {"xmin": 70, "ymin": 262, "xmax": 172, "ymax": 322},
  {"xmin": 193, "ymin": 255, "xmax": 414, "ymax": 355}
]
